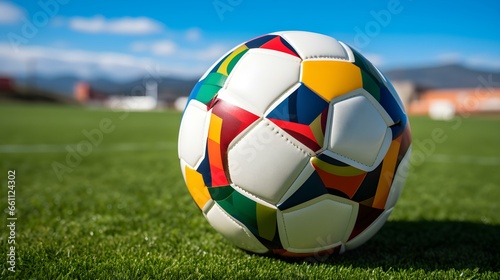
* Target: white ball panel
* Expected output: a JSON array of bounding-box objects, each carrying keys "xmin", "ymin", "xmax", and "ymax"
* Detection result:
[
  {"xmin": 216, "ymin": 88, "xmax": 261, "ymax": 116},
  {"xmin": 275, "ymin": 31, "xmax": 348, "ymax": 60},
  {"xmin": 385, "ymin": 145, "xmax": 412, "ymax": 209},
  {"xmin": 228, "ymin": 119, "xmax": 311, "ymax": 204},
  {"xmin": 223, "ymin": 48, "xmax": 301, "ymax": 116},
  {"xmin": 205, "ymin": 202, "xmax": 268, "ymax": 254},
  {"xmin": 327, "ymin": 92, "xmax": 392, "ymax": 171},
  {"xmin": 178, "ymin": 100, "xmax": 210, "ymax": 168},
  {"xmin": 345, "ymin": 208, "xmax": 392, "ymax": 250},
  {"xmin": 277, "ymin": 195, "xmax": 359, "ymax": 253}
]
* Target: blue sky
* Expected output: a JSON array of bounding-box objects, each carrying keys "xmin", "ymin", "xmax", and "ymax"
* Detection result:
[{"xmin": 0, "ymin": 0, "xmax": 498, "ymax": 80}]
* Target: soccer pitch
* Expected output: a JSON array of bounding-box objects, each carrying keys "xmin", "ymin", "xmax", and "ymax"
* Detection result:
[{"xmin": 1, "ymin": 104, "xmax": 499, "ymax": 279}]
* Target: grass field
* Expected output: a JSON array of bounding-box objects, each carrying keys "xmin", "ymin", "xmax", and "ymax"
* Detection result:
[{"xmin": 1, "ymin": 103, "xmax": 499, "ymax": 279}]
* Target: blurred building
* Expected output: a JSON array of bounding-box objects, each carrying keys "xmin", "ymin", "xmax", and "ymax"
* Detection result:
[
  {"xmin": 74, "ymin": 82, "xmax": 90, "ymax": 103},
  {"xmin": 0, "ymin": 76, "xmax": 14, "ymax": 92},
  {"xmin": 408, "ymin": 88, "xmax": 500, "ymax": 117},
  {"xmin": 73, "ymin": 80, "xmax": 158, "ymax": 111},
  {"xmin": 105, "ymin": 80, "xmax": 158, "ymax": 111},
  {"xmin": 73, "ymin": 81, "xmax": 109, "ymax": 104},
  {"xmin": 0, "ymin": 75, "xmax": 75, "ymax": 104},
  {"xmin": 392, "ymin": 79, "xmax": 500, "ymax": 119},
  {"xmin": 392, "ymin": 81, "xmax": 417, "ymax": 108},
  {"xmin": 174, "ymin": 96, "xmax": 188, "ymax": 111}
]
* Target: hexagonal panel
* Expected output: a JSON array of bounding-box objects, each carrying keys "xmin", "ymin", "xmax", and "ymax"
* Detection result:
[
  {"xmin": 227, "ymin": 119, "xmax": 311, "ymax": 204},
  {"xmin": 326, "ymin": 90, "xmax": 393, "ymax": 171},
  {"xmin": 219, "ymin": 48, "xmax": 301, "ymax": 116},
  {"xmin": 277, "ymin": 194, "xmax": 359, "ymax": 253}
]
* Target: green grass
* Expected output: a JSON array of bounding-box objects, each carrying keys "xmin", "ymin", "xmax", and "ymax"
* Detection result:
[{"xmin": 1, "ymin": 103, "xmax": 499, "ymax": 279}]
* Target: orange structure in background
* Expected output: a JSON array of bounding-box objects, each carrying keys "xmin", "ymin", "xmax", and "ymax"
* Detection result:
[
  {"xmin": 74, "ymin": 82, "xmax": 90, "ymax": 103},
  {"xmin": 407, "ymin": 88, "xmax": 500, "ymax": 115}
]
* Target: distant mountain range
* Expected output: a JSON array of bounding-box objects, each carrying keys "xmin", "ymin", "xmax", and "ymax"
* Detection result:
[
  {"xmin": 15, "ymin": 75, "xmax": 198, "ymax": 102},
  {"xmin": 12, "ymin": 64, "xmax": 500, "ymax": 101},
  {"xmin": 385, "ymin": 64, "xmax": 500, "ymax": 89}
]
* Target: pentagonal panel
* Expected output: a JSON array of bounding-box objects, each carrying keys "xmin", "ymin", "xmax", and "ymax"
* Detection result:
[
  {"xmin": 178, "ymin": 100, "xmax": 210, "ymax": 168},
  {"xmin": 326, "ymin": 91, "xmax": 392, "ymax": 171},
  {"xmin": 275, "ymin": 31, "xmax": 349, "ymax": 60},
  {"xmin": 301, "ymin": 60, "xmax": 362, "ymax": 102},
  {"xmin": 205, "ymin": 201, "xmax": 268, "ymax": 253},
  {"xmin": 277, "ymin": 194, "xmax": 358, "ymax": 253},
  {"xmin": 228, "ymin": 119, "xmax": 311, "ymax": 204},
  {"xmin": 220, "ymin": 48, "xmax": 301, "ymax": 116}
]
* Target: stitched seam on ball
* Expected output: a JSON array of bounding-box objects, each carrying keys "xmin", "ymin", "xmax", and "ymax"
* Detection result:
[
  {"xmin": 278, "ymin": 212, "xmax": 288, "ymax": 247},
  {"xmin": 264, "ymin": 120, "xmax": 313, "ymax": 157},
  {"xmin": 226, "ymin": 117, "xmax": 263, "ymax": 156},
  {"xmin": 330, "ymin": 150, "xmax": 372, "ymax": 168},
  {"xmin": 227, "ymin": 119, "xmax": 314, "ymax": 158},
  {"xmin": 232, "ymin": 184, "xmax": 273, "ymax": 206},
  {"xmin": 303, "ymin": 55, "xmax": 347, "ymax": 60}
]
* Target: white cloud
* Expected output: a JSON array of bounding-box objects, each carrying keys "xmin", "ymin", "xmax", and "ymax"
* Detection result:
[
  {"xmin": 464, "ymin": 55, "xmax": 500, "ymax": 70},
  {"xmin": 151, "ymin": 40, "xmax": 177, "ymax": 55},
  {"xmin": 0, "ymin": 43, "xmax": 202, "ymax": 80},
  {"xmin": 436, "ymin": 52, "xmax": 462, "ymax": 64},
  {"xmin": 0, "ymin": 1, "xmax": 24, "ymax": 24},
  {"xmin": 131, "ymin": 40, "xmax": 177, "ymax": 55},
  {"xmin": 130, "ymin": 39, "xmax": 227, "ymax": 62},
  {"xmin": 49, "ymin": 40, "xmax": 71, "ymax": 48},
  {"xmin": 0, "ymin": 40, "xmax": 229, "ymax": 79},
  {"xmin": 50, "ymin": 16, "xmax": 66, "ymax": 27},
  {"xmin": 69, "ymin": 15, "xmax": 164, "ymax": 35},
  {"xmin": 436, "ymin": 52, "xmax": 500, "ymax": 70},
  {"xmin": 130, "ymin": 41, "xmax": 148, "ymax": 52},
  {"xmin": 185, "ymin": 28, "xmax": 202, "ymax": 42},
  {"xmin": 186, "ymin": 44, "xmax": 228, "ymax": 61}
]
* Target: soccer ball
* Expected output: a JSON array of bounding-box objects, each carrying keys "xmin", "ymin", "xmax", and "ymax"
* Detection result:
[{"xmin": 178, "ymin": 31, "xmax": 411, "ymax": 257}]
